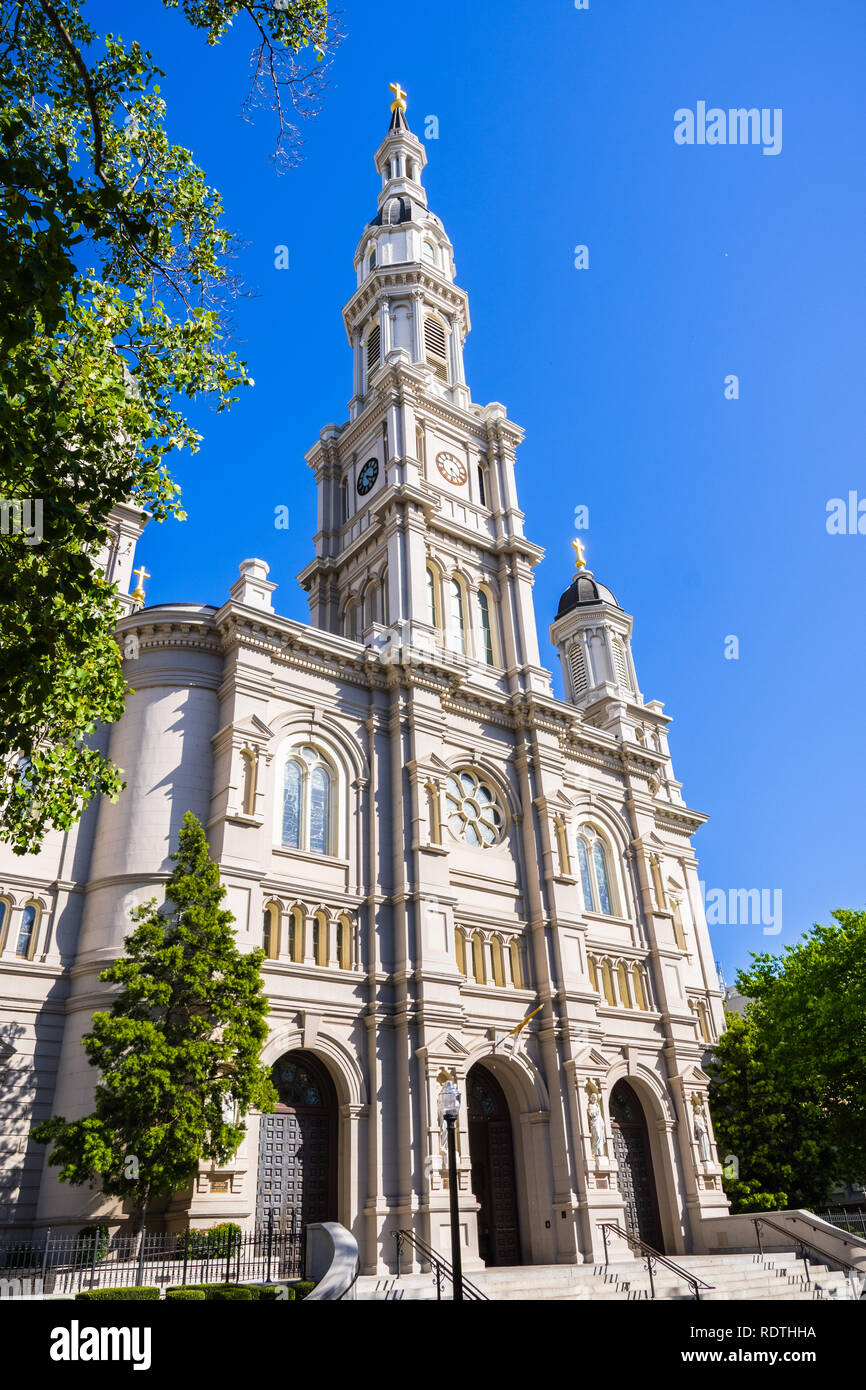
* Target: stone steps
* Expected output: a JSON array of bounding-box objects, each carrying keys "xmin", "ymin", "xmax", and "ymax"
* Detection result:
[{"xmin": 355, "ymin": 1251, "xmax": 859, "ymax": 1301}]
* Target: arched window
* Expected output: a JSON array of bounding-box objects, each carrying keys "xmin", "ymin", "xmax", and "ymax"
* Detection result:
[
  {"xmin": 282, "ymin": 760, "xmax": 302, "ymax": 849},
  {"xmin": 363, "ymin": 580, "xmax": 379, "ymax": 629},
  {"xmin": 367, "ymin": 247, "xmax": 376, "ymax": 273},
  {"xmin": 16, "ymin": 903, "xmax": 38, "ymax": 960},
  {"xmin": 477, "ymin": 462, "xmax": 488, "ymax": 507},
  {"xmin": 288, "ymin": 907, "xmax": 304, "ymax": 963},
  {"xmin": 309, "ymin": 766, "xmax": 330, "ymax": 855},
  {"xmin": 422, "ymin": 240, "xmax": 437, "ymax": 264},
  {"xmin": 380, "ymin": 566, "xmax": 390, "ymax": 626},
  {"xmin": 491, "ymin": 936, "xmax": 506, "ymax": 987},
  {"xmin": 366, "ymin": 322, "xmax": 381, "ymax": 379},
  {"xmin": 471, "ymin": 932, "xmax": 486, "ymax": 984},
  {"xmin": 588, "ymin": 955, "xmax": 599, "ymax": 992},
  {"xmin": 424, "ymin": 315, "xmax": 448, "ymax": 380},
  {"xmin": 344, "ymin": 599, "xmax": 360, "ymax": 642},
  {"xmin": 569, "ymin": 644, "xmax": 588, "ymax": 699},
  {"xmin": 476, "ymin": 588, "xmax": 495, "ymax": 666},
  {"xmin": 340, "ymin": 478, "xmax": 349, "ymax": 524},
  {"xmin": 449, "ymin": 577, "xmax": 466, "ymax": 655},
  {"xmin": 592, "ymin": 840, "xmax": 613, "ymax": 915},
  {"xmin": 280, "ymin": 746, "xmax": 335, "ymax": 857},
  {"xmin": 262, "ymin": 904, "xmax": 279, "ymax": 960},
  {"xmin": 576, "ymin": 827, "xmax": 617, "ymax": 916},
  {"xmin": 426, "ymin": 566, "xmax": 442, "ymax": 631},
  {"xmin": 455, "ymin": 928, "xmax": 467, "ymax": 976},
  {"xmin": 337, "ymin": 915, "xmax": 352, "ymax": 970},
  {"xmin": 0, "ymin": 898, "xmax": 9, "ymax": 954}
]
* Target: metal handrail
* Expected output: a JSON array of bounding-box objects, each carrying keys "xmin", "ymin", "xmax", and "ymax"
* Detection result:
[
  {"xmin": 753, "ymin": 1216, "xmax": 866, "ymax": 1282},
  {"xmin": 598, "ymin": 1222, "xmax": 714, "ymax": 1301},
  {"xmin": 394, "ymin": 1230, "xmax": 488, "ymax": 1301}
]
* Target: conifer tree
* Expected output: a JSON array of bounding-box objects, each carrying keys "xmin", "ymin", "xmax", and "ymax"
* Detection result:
[{"xmin": 33, "ymin": 811, "xmax": 276, "ymax": 1233}]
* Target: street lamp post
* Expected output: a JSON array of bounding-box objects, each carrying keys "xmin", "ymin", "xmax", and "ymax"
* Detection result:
[{"xmin": 438, "ymin": 1077, "xmax": 464, "ymax": 1302}]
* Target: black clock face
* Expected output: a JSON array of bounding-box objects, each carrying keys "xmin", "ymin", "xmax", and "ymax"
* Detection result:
[{"xmin": 357, "ymin": 457, "xmax": 379, "ymax": 496}]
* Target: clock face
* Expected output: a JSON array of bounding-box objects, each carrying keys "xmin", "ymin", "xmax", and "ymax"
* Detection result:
[
  {"xmin": 436, "ymin": 450, "xmax": 467, "ymax": 486},
  {"xmin": 357, "ymin": 457, "xmax": 379, "ymax": 496}
]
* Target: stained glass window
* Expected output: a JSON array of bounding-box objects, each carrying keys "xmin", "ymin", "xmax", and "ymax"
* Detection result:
[
  {"xmin": 282, "ymin": 761, "xmax": 301, "ymax": 849},
  {"xmin": 272, "ymin": 1059, "xmax": 324, "ymax": 1108},
  {"xmin": 593, "ymin": 840, "xmax": 613, "ymax": 915},
  {"xmin": 577, "ymin": 839, "xmax": 594, "ymax": 910},
  {"xmin": 16, "ymin": 905, "xmax": 36, "ymax": 959},
  {"xmin": 310, "ymin": 766, "xmax": 330, "ymax": 854},
  {"xmin": 444, "ymin": 769, "xmax": 505, "ymax": 848}
]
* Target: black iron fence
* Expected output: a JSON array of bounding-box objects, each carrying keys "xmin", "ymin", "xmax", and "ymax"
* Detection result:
[
  {"xmin": 0, "ymin": 1218, "xmax": 304, "ymax": 1295},
  {"xmin": 814, "ymin": 1207, "xmax": 866, "ymax": 1238}
]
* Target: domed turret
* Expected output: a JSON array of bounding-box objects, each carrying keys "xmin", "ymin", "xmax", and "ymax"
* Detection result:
[{"xmin": 550, "ymin": 543, "xmax": 640, "ymax": 710}]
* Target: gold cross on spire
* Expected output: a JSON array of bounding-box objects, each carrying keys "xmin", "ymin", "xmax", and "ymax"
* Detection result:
[
  {"xmin": 572, "ymin": 538, "xmax": 587, "ymax": 571},
  {"xmin": 131, "ymin": 564, "xmax": 150, "ymax": 604},
  {"xmin": 389, "ymin": 81, "xmax": 407, "ymax": 113}
]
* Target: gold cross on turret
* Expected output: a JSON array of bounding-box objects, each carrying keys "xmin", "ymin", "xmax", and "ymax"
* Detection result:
[
  {"xmin": 389, "ymin": 81, "xmax": 407, "ymax": 113},
  {"xmin": 572, "ymin": 538, "xmax": 587, "ymax": 571},
  {"xmin": 131, "ymin": 564, "xmax": 150, "ymax": 604}
]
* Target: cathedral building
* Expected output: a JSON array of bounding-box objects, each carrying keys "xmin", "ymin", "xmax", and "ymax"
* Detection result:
[{"xmin": 0, "ymin": 89, "xmax": 729, "ymax": 1273}]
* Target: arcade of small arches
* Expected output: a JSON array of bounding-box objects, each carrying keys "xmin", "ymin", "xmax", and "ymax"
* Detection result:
[
  {"xmin": 588, "ymin": 953, "xmax": 653, "ymax": 1012},
  {"xmin": 455, "ymin": 926, "xmax": 526, "ymax": 990},
  {"xmin": 261, "ymin": 901, "xmax": 358, "ymax": 972},
  {"xmin": 0, "ymin": 894, "xmax": 45, "ymax": 961}
]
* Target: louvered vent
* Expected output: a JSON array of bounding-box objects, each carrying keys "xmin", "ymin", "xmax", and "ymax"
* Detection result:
[
  {"xmin": 366, "ymin": 324, "xmax": 381, "ymax": 376},
  {"xmin": 424, "ymin": 317, "xmax": 448, "ymax": 380},
  {"xmin": 569, "ymin": 645, "xmax": 588, "ymax": 699},
  {"xmin": 612, "ymin": 637, "xmax": 631, "ymax": 690}
]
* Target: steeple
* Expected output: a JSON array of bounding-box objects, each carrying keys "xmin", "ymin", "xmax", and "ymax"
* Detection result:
[
  {"xmin": 345, "ymin": 83, "xmax": 470, "ymax": 418},
  {"xmin": 298, "ymin": 86, "xmax": 551, "ymax": 699}
]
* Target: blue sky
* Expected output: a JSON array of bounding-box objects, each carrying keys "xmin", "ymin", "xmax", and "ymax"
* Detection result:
[{"xmin": 89, "ymin": 0, "xmax": 866, "ymax": 983}]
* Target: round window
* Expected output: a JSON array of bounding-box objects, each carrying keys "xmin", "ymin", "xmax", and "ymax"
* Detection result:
[{"xmin": 445, "ymin": 770, "xmax": 505, "ymax": 848}]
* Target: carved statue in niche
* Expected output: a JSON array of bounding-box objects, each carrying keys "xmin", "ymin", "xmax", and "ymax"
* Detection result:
[
  {"xmin": 692, "ymin": 1095, "xmax": 712, "ymax": 1162},
  {"xmin": 585, "ymin": 1082, "xmax": 607, "ymax": 1157}
]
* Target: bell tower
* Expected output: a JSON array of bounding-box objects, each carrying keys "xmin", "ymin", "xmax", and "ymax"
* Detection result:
[{"xmin": 298, "ymin": 85, "xmax": 552, "ymax": 697}]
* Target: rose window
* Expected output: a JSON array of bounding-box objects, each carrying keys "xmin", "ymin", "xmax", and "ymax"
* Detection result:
[{"xmin": 445, "ymin": 770, "xmax": 505, "ymax": 848}]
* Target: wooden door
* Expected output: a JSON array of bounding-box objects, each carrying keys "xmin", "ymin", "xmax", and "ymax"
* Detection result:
[
  {"xmin": 256, "ymin": 1051, "xmax": 336, "ymax": 1231},
  {"xmin": 467, "ymin": 1065, "xmax": 521, "ymax": 1266},
  {"xmin": 609, "ymin": 1080, "xmax": 664, "ymax": 1252}
]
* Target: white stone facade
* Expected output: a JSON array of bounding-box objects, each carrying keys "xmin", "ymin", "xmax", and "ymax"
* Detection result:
[{"xmin": 0, "ymin": 102, "xmax": 728, "ymax": 1273}]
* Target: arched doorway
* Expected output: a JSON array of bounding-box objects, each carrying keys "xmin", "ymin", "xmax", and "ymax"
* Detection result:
[
  {"xmin": 467, "ymin": 1064, "xmax": 521, "ymax": 1266},
  {"xmin": 609, "ymin": 1080, "xmax": 663, "ymax": 1252},
  {"xmin": 256, "ymin": 1050, "xmax": 337, "ymax": 1231}
]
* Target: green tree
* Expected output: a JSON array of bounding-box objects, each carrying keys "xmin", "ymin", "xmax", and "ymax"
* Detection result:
[
  {"xmin": 708, "ymin": 909, "xmax": 866, "ymax": 1212},
  {"xmin": 0, "ymin": 1, "xmax": 336, "ymax": 853},
  {"xmin": 32, "ymin": 811, "xmax": 277, "ymax": 1233}
]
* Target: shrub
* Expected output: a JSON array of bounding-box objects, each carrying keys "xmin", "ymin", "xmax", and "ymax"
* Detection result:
[
  {"xmin": 165, "ymin": 1288, "xmax": 206, "ymax": 1300},
  {"xmin": 75, "ymin": 1224, "xmax": 110, "ymax": 1264},
  {"xmin": 174, "ymin": 1223, "xmax": 242, "ymax": 1260},
  {"xmin": 292, "ymin": 1280, "xmax": 316, "ymax": 1300},
  {"xmin": 259, "ymin": 1284, "xmax": 293, "ymax": 1301},
  {"xmin": 75, "ymin": 1286, "xmax": 160, "ymax": 1301},
  {"xmin": 208, "ymin": 1286, "xmax": 252, "ymax": 1301}
]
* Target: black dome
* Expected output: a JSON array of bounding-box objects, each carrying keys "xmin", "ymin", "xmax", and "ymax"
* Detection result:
[{"xmin": 555, "ymin": 570, "xmax": 619, "ymax": 619}]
